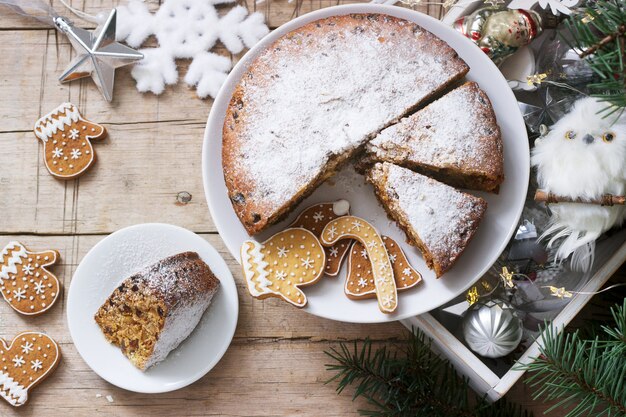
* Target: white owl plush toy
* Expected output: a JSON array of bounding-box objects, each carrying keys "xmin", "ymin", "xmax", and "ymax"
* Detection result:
[{"xmin": 531, "ymin": 97, "xmax": 626, "ymax": 271}]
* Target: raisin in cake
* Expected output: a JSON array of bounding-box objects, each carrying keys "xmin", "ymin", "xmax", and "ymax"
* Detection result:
[
  {"xmin": 223, "ymin": 13, "xmax": 469, "ymax": 235},
  {"xmin": 364, "ymin": 82, "xmax": 504, "ymax": 192},
  {"xmin": 95, "ymin": 252, "xmax": 220, "ymax": 370},
  {"xmin": 366, "ymin": 162, "xmax": 487, "ymax": 277}
]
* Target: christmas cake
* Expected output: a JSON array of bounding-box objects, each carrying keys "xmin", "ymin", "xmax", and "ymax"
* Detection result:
[
  {"xmin": 223, "ymin": 13, "xmax": 469, "ymax": 235},
  {"xmin": 363, "ymin": 82, "xmax": 504, "ymax": 192},
  {"xmin": 366, "ymin": 162, "xmax": 487, "ymax": 277},
  {"xmin": 94, "ymin": 252, "xmax": 220, "ymax": 370}
]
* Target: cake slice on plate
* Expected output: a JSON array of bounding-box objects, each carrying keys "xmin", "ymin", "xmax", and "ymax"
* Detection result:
[
  {"xmin": 366, "ymin": 162, "xmax": 487, "ymax": 277},
  {"xmin": 223, "ymin": 13, "xmax": 469, "ymax": 235},
  {"xmin": 364, "ymin": 82, "xmax": 504, "ymax": 193},
  {"xmin": 94, "ymin": 252, "xmax": 220, "ymax": 370}
]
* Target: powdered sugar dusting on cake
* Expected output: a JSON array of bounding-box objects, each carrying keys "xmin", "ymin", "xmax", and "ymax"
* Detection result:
[
  {"xmin": 368, "ymin": 82, "xmax": 501, "ymax": 174},
  {"xmin": 130, "ymin": 252, "xmax": 219, "ymax": 369},
  {"xmin": 381, "ymin": 163, "xmax": 485, "ymax": 261},
  {"xmin": 223, "ymin": 14, "xmax": 468, "ymax": 231}
]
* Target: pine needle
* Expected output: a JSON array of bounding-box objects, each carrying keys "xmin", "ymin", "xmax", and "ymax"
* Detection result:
[{"xmin": 324, "ymin": 331, "xmax": 531, "ymax": 417}]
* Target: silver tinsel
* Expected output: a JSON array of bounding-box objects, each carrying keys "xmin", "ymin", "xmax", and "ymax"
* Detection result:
[{"xmin": 462, "ymin": 298, "xmax": 523, "ymax": 358}]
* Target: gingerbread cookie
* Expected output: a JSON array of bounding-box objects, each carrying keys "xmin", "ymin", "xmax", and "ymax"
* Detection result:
[
  {"xmin": 321, "ymin": 216, "xmax": 398, "ymax": 314},
  {"xmin": 241, "ymin": 228, "xmax": 326, "ymax": 307},
  {"xmin": 345, "ymin": 236, "xmax": 421, "ymax": 299},
  {"xmin": 289, "ymin": 200, "xmax": 351, "ymax": 276},
  {"xmin": 34, "ymin": 102, "xmax": 106, "ymax": 180},
  {"xmin": 0, "ymin": 332, "xmax": 61, "ymax": 407},
  {"xmin": 0, "ymin": 242, "xmax": 61, "ymax": 315}
]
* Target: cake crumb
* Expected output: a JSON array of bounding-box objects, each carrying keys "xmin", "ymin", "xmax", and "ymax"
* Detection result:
[
  {"xmin": 106, "ymin": 395, "xmax": 114, "ymax": 403},
  {"xmin": 95, "ymin": 394, "xmax": 102, "ymax": 398}
]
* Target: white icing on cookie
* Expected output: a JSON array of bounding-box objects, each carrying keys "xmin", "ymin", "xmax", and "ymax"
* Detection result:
[
  {"xmin": 0, "ymin": 370, "xmax": 27, "ymax": 405},
  {"xmin": 0, "ymin": 242, "xmax": 27, "ymax": 280},
  {"xmin": 241, "ymin": 241, "xmax": 271, "ymax": 297},
  {"xmin": 33, "ymin": 103, "xmax": 80, "ymax": 143}
]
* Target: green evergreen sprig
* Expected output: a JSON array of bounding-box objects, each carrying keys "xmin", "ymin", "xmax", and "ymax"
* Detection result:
[
  {"xmin": 566, "ymin": 0, "xmax": 626, "ymax": 110},
  {"xmin": 517, "ymin": 298, "xmax": 626, "ymax": 417},
  {"xmin": 324, "ymin": 331, "xmax": 530, "ymax": 417}
]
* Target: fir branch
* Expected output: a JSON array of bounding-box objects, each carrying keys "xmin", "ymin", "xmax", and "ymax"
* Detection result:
[
  {"xmin": 325, "ymin": 332, "xmax": 530, "ymax": 417},
  {"xmin": 517, "ymin": 298, "xmax": 626, "ymax": 417},
  {"xmin": 565, "ymin": 0, "xmax": 626, "ymax": 108}
]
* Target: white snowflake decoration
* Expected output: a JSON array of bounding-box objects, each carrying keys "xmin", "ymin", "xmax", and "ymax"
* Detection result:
[
  {"xmin": 116, "ymin": 0, "xmax": 269, "ymax": 98},
  {"xmin": 507, "ymin": 0, "xmax": 580, "ymax": 15}
]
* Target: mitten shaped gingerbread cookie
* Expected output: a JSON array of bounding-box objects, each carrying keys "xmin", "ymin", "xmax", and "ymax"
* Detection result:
[
  {"xmin": 0, "ymin": 242, "xmax": 61, "ymax": 315},
  {"xmin": 321, "ymin": 216, "xmax": 398, "ymax": 314},
  {"xmin": 346, "ymin": 236, "xmax": 421, "ymax": 299},
  {"xmin": 289, "ymin": 200, "xmax": 351, "ymax": 276},
  {"xmin": 0, "ymin": 332, "xmax": 61, "ymax": 407},
  {"xmin": 241, "ymin": 228, "xmax": 326, "ymax": 308},
  {"xmin": 34, "ymin": 103, "xmax": 106, "ymax": 179}
]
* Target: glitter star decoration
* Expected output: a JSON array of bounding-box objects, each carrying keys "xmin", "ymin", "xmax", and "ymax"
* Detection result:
[
  {"xmin": 53, "ymin": 10, "xmax": 143, "ymax": 102},
  {"xmin": 546, "ymin": 286, "xmax": 573, "ymax": 299},
  {"xmin": 527, "ymin": 72, "xmax": 549, "ymax": 87},
  {"xmin": 499, "ymin": 267, "xmax": 516, "ymax": 289},
  {"xmin": 466, "ymin": 286, "xmax": 479, "ymax": 306}
]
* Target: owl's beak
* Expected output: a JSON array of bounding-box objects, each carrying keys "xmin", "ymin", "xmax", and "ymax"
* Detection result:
[{"xmin": 583, "ymin": 134, "xmax": 594, "ymax": 144}]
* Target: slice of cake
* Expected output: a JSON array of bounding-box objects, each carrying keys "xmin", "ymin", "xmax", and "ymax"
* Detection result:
[
  {"xmin": 223, "ymin": 13, "xmax": 469, "ymax": 235},
  {"xmin": 95, "ymin": 252, "xmax": 220, "ymax": 370},
  {"xmin": 364, "ymin": 82, "xmax": 504, "ymax": 192},
  {"xmin": 366, "ymin": 162, "xmax": 487, "ymax": 277}
]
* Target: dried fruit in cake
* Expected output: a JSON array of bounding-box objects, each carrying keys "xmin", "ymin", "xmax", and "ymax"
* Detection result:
[
  {"xmin": 320, "ymin": 216, "xmax": 398, "ymax": 314},
  {"xmin": 366, "ymin": 162, "xmax": 487, "ymax": 277},
  {"xmin": 94, "ymin": 252, "xmax": 220, "ymax": 370},
  {"xmin": 289, "ymin": 200, "xmax": 351, "ymax": 276},
  {"xmin": 0, "ymin": 332, "xmax": 61, "ymax": 407},
  {"xmin": 223, "ymin": 13, "xmax": 469, "ymax": 235},
  {"xmin": 0, "ymin": 241, "xmax": 61, "ymax": 316},
  {"xmin": 363, "ymin": 82, "xmax": 504, "ymax": 193},
  {"xmin": 241, "ymin": 228, "xmax": 325, "ymax": 308},
  {"xmin": 345, "ymin": 236, "xmax": 421, "ymax": 299}
]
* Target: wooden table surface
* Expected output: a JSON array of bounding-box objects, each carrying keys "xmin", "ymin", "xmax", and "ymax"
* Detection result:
[{"xmin": 0, "ymin": 1, "xmax": 616, "ymax": 415}]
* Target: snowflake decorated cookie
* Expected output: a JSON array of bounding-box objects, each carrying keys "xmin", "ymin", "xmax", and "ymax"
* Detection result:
[
  {"xmin": 241, "ymin": 228, "xmax": 325, "ymax": 308},
  {"xmin": 345, "ymin": 236, "xmax": 421, "ymax": 299},
  {"xmin": 289, "ymin": 200, "xmax": 351, "ymax": 277},
  {"xmin": 116, "ymin": 0, "xmax": 269, "ymax": 98},
  {"xmin": 34, "ymin": 103, "xmax": 106, "ymax": 180},
  {"xmin": 0, "ymin": 332, "xmax": 61, "ymax": 407},
  {"xmin": 0, "ymin": 242, "xmax": 61, "ymax": 316},
  {"xmin": 321, "ymin": 216, "xmax": 398, "ymax": 314}
]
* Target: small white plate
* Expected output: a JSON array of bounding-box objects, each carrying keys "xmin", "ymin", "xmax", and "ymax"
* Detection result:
[
  {"xmin": 203, "ymin": 4, "xmax": 529, "ymax": 323},
  {"xmin": 67, "ymin": 223, "xmax": 238, "ymax": 393}
]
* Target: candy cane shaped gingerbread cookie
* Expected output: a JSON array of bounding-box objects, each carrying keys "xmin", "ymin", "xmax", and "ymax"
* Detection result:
[
  {"xmin": 321, "ymin": 216, "xmax": 398, "ymax": 314},
  {"xmin": 289, "ymin": 200, "xmax": 351, "ymax": 276}
]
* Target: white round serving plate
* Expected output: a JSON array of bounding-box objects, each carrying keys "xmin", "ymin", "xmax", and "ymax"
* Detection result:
[
  {"xmin": 203, "ymin": 4, "xmax": 529, "ymax": 323},
  {"xmin": 67, "ymin": 223, "xmax": 238, "ymax": 393}
]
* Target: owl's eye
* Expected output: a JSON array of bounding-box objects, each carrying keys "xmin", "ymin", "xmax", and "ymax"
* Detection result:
[
  {"xmin": 565, "ymin": 130, "xmax": 576, "ymax": 140},
  {"xmin": 603, "ymin": 132, "xmax": 615, "ymax": 143}
]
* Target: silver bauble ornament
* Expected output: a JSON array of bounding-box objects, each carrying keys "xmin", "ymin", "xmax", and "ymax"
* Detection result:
[{"xmin": 462, "ymin": 298, "xmax": 523, "ymax": 358}]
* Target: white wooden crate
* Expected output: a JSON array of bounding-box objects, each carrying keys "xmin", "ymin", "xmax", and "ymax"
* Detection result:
[{"xmin": 402, "ymin": 228, "xmax": 626, "ymax": 401}]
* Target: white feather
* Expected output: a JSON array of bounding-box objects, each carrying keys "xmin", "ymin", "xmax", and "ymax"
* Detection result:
[{"xmin": 531, "ymin": 97, "xmax": 626, "ymax": 271}]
